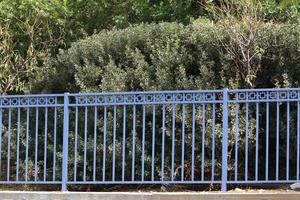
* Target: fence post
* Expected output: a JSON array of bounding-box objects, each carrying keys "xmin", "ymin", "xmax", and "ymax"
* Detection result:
[
  {"xmin": 221, "ymin": 88, "xmax": 229, "ymax": 191},
  {"xmin": 62, "ymin": 93, "xmax": 69, "ymax": 191}
]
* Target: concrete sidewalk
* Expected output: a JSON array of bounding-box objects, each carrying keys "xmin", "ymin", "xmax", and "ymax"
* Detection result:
[{"xmin": 0, "ymin": 191, "xmax": 299, "ymax": 200}]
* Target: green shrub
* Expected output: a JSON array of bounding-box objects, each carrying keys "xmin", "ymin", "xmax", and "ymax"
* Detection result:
[
  {"xmin": 0, "ymin": 0, "xmax": 68, "ymax": 94},
  {"xmin": 45, "ymin": 17, "xmax": 300, "ymax": 182},
  {"xmin": 50, "ymin": 18, "xmax": 300, "ymax": 91}
]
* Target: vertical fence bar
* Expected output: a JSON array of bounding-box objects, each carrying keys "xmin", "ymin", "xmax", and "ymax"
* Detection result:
[
  {"xmin": 221, "ymin": 88, "xmax": 228, "ymax": 191},
  {"xmin": 25, "ymin": 108, "xmax": 29, "ymax": 182},
  {"xmin": 287, "ymin": 102, "xmax": 290, "ymax": 180},
  {"xmin": 266, "ymin": 102, "xmax": 269, "ymax": 181},
  {"xmin": 0, "ymin": 108, "xmax": 2, "ymax": 178},
  {"xmin": 255, "ymin": 103, "xmax": 259, "ymax": 181},
  {"xmin": 297, "ymin": 101, "xmax": 300, "ymax": 181},
  {"xmin": 191, "ymin": 104, "xmax": 196, "ymax": 181},
  {"xmin": 83, "ymin": 107, "xmax": 88, "ymax": 182},
  {"xmin": 7, "ymin": 108, "xmax": 11, "ymax": 181},
  {"xmin": 171, "ymin": 104, "xmax": 176, "ymax": 181},
  {"xmin": 132, "ymin": 105, "xmax": 136, "ymax": 181},
  {"xmin": 103, "ymin": 106, "xmax": 107, "ymax": 182},
  {"xmin": 53, "ymin": 107, "xmax": 57, "ymax": 181},
  {"xmin": 34, "ymin": 108, "xmax": 38, "ymax": 182},
  {"xmin": 234, "ymin": 104, "xmax": 239, "ymax": 181},
  {"xmin": 276, "ymin": 102, "xmax": 280, "ymax": 181},
  {"xmin": 112, "ymin": 105, "xmax": 117, "ymax": 181},
  {"xmin": 73, "ymin": 106, "xmax": 78, "ymax": 181},
  {"xmin": 211, "ymin": 104, "xmax": 216, "ymax": 182},
  {"xmin": 16, "ymin": 108, "xmax": 20, "ymax": 181},
  {"xmin": 44, "ymin": 107, "xmax": 48, "ymax": 181},
  {"xmin": 141, "ymin": 105, "xmax": 146, "ymax": 182},
  {"xmin": 161, "ymin": 105, "xmax": 165, "ymax": 181},
  {"xmin": 245, "ymin": 103, "xmax": 249, "ymax": 181},
  {"xmin": 201, "ymin": 104, "xmax": 206, "ymax": 181},
  {"xmin": 93, "ymin": 106, "xmax": 98, "ymax": 182},
  {"xmin": 62, "ymin": 93, "xmax": 69, "ymax": 191},
  {"xmin": 122, "ymin": 105, "xmax": 126, "ymax": 181},
  {"xmin": 151, "ymin": 105, "xmax": 156, "ymax": 181},
  {"xmin": 181, "ymin": 104, "xmax": 186, "ymax": 181}
]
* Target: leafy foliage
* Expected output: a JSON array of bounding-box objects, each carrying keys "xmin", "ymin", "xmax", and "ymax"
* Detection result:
[
  {"xmin": 50, "ymin": 20, "xmax": 300, "ymax": 92},
  {"xmin": 1, "ymin": 0, "xmax": 300, "ymax": 94},
  {"xmin": 1, "ymin": 0, "xmax": 300, "ymax": 190},
  {"xmin": 42, "ymin": 9, "xmax": 300, "ymax": 184},
  {"xmin": 0, "ymin": 0, "xmax": 67, "ymax": 94}
]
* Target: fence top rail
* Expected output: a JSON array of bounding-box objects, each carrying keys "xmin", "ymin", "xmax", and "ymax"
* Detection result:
[
  {"xmin": 228, "ymin": 87, "xmax": 300, "ymax": 92},
  {"xmin": 0, "ymin": 93, "xmax": 65, "ymax": 98},
  {"xmin": 1, "ymin": 88, "xmax": 300, "ymax": 107},
  {"xmin": 0, "ymin": 94, "xmax": 64, "ymax": 108},
  {"xmin": 0, "ymin": 90, "xmax": 224, "ymax": 107},
  {"xmin": 68, "ymin": 90, "xmax": 223, "ymax": 106},
  {"xmin": 68, "ymin": 89, "xmax": 222, "ymax": 96},
  {"xmin": 228, "ymin": 88, "xmax": 300, "ymax": 102}
]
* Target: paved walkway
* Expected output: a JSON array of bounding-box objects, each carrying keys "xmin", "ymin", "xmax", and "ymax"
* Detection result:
[{"xmin": 0, "ymin": 191, "xmax": 299, "ymax": 200}]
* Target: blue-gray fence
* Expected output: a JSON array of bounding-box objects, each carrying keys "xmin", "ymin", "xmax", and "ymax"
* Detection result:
[{"xmin": 0, "ymin": 88, "xmax": 299, "ymax": 191}]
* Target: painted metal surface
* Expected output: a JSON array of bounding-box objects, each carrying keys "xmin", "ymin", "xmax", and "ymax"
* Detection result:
[{"xmin": 0, "ymin": 89, "xmax": 300, "ymax": 191}]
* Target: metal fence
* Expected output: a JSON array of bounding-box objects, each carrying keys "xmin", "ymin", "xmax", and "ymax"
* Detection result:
[{"xmin": 0, "ymin": 88, "xmax": 300, "ymax": 191}]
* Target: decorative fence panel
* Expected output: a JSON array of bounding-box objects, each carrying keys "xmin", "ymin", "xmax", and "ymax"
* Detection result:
[
  {"xmin": 0, "ymin": 89, "xmax": 299, "ymax": 191},
  {"xmin": 227, "ymin": 89, "xmax": 300, "ymax": 185}
]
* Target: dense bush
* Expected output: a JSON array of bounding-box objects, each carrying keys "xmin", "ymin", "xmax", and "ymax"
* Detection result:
[
  {"xmin": 40, "ymin": 17, "xmax": 300, "ymax": 183},
  {"xmin": 49, "ymin": 20, "xmax": 300, "ymax": 92},
  {"xmin": 0, "ymin": 0, "xmax": 68, "ymax": 94},
  {"xmin": 1, "ymin": 0, "xmax": 300, "ymax": 94},
  {"xmin": 0, "ymin": 0, "xmax": 204, "ymax": 95}
]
